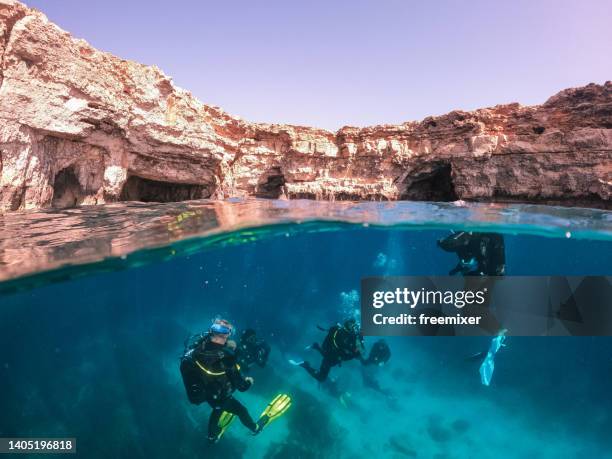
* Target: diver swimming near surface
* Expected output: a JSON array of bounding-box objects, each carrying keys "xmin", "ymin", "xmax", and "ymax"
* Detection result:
[
  {"xmin": 290, "ymin": 318, "xmax": 365, "ymax": 383},
  {"xmin": 438, "ymin": 232, "xmax": 511, "ymax": 384},
  {"xmin": 438, "ymin": 231, "xmax": 507, "ymax": 334},
  {"xmin": 437, "ymin": 231, "xmax": 506, "ymax": 276},
  {"xmin": 236, "ymin": 328, "xmax": 271, "ymax": 371},
  {"xmin": 180, "ymin": 318, "xmax": 290, "ymax": 442}
]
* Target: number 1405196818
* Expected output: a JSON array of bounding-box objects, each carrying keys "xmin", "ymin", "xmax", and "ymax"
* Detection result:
[{"xmin": 1, "ymin": 438, "xmax": 75, "ymax": 454}]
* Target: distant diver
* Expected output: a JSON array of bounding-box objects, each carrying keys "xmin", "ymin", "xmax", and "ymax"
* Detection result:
[
  {"xmin": 290, "ymin": 318, "xmax": 365, "ymax": 383},
  {"xmin": 479, "ymin": 329, "xmax": 508, "ymax": 386},
  {"xmin": 437, "ymin": 231, "xmax": 506, "ymax": 276},
  {"xmin": 180, "ymin": 318, "xmax": 291, "ymax": 442},
  {"xmin": 236, "ymin": 328, "xmax": 271, "ymax": 371},
  {"xmin": 361, "ymin": 339, "xmax": 391, "ymax": 395},
  {"xmin": 363, "ymin": 339, "xmax": 391, "ymax": 367},
  {"xmin": 438, "ymin": 231, "xmax": 506, "ymax": 334}
]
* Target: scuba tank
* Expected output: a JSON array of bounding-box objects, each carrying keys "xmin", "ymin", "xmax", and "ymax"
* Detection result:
[{"xmin": 322, "ymin": 321, "xmax": 363, "ymax": 360}]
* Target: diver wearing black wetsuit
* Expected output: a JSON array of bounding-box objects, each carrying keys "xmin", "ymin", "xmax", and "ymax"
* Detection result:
[
  {"xmin": 180, "ymin": 323, "xmax": 258, "ymax": 441},
  {"xmin": 299, "ymin": 319, "xmax": 365, "ymax": 383},
  {"xmin": 437, "ymin": 231, "xmax": 505, "ymax": 276},
  {"xmin": 437, "ymin": 231, "xmax": 506, "ymax": 333},
  {"xmin": 236, "ymin": 329, "xmax": 271, "ymax": 371}
]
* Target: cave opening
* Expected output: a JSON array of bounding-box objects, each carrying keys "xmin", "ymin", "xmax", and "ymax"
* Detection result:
[
  {"xmin": 52, "ymin": 167, "xmax": 83, "ymax": 208},
  {"xmin": 255, "ymin": 168, "xmax": 286, "ymax": 198},
  {"xmin": 401, "ymin": 162, "xmax": 458, "ymax": 201},
  {"xmin": 119, "ymin": 176, "xmax": 208, "ymax": 203}
]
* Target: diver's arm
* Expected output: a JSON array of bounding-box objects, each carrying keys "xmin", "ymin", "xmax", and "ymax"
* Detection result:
[
  {"xmin": 226, "ymin": 358, "xmax": 253, "ymax": 392},
  {"xmin": 437, "ymin": 231, "xmax": 469, "ymax": 252}
]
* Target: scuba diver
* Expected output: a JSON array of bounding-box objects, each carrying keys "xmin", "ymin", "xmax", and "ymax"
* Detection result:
[
  {"xmin": 236, "ymin": 329, "xmax": 271, "ymax": 371},
  {"xmin": 363, "ymin": 339, "xmax": 391, "ymax": 367},
  {"xmin": 290, "ymin": 318, "xmax": 365, "ymax": 383},
  {"xmin": 437, "ymin": 231, "xmax": 506, "ymax": 276},
  {"xmin": 180, "ymin": 318, "xmax": 291, "ymax": 443},
  {"xmin": 437, "ymin": 231, "xmax": 506, "ymax": 334}
]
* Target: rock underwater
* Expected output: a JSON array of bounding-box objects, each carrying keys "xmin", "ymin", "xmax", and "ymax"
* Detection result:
[{"xmin": 0, "ymin": 0, "xmax": 610, "ymax": 211}]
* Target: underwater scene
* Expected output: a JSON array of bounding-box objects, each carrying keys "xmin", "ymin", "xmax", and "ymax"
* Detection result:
[{"xmin": 1, "ymin": 200, "xmax": 611, "ymax": 459}]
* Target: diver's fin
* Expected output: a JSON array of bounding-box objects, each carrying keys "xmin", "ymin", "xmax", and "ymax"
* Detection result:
[
  {"xmin": 213, "ymin": 411, "xmax": 235, "ymax": 442},
  {"xmin": 255, "ymin": 394, "xmax": 292, "ymax": 433},
  {"xmin": 288, "ymin": 359, "xmax": 304, "ymax": 366}
]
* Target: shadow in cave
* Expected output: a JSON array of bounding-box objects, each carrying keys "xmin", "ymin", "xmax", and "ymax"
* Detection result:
[
  {"xmin": 52, "ymin": 167, "xmax": 83, "ymax": 208},
  {"xmin": 401, "ymin": 162, "xmax": 458, "ymax": 201},
  {"xmin": 255, "ymin": 168, "xmax": 286, "ymax": 199},
  {"xmin": 119, "ymin": 175, "xmax": 209, "ymax": 203}
]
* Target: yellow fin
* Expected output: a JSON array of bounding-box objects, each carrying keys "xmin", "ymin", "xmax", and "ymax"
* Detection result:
[
  {"xmin": 215, "ymin": 411, "xmax": 235, "ymax": 440},
  {"xmin": 256, "ymin": 394, "xmax": 292, "ymax": 431}
]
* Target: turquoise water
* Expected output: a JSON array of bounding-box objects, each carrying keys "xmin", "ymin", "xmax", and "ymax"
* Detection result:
[{"xmin": 0, "ymin": 199, "xmax": 611, "ymax": 458}]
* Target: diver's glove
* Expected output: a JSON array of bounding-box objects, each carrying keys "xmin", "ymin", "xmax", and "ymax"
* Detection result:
[
  {"xmin": 460, "ymin": 257, "xmax": 478, "ymax": 272},
  {"xmin": 450, "ymin": 257, "xmax": 478, "ymax": 275}
]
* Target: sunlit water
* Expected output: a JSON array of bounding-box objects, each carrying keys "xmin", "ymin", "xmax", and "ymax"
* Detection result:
[{"xmin": 1, "ymin": 199, "xmax": 611, "ymax": 458}]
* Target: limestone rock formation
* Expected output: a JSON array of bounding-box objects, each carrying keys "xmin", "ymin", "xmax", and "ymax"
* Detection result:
[{"xmin": 0, "ymin": 0, "xmax": 610, "ymax": 211}]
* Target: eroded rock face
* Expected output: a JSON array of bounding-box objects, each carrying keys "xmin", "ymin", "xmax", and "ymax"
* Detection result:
[{"xmin": 0, "ymin": 0, "xmax": 610, "ymax": 211}]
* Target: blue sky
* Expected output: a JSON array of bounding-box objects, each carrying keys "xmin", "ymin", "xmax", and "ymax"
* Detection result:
[{"xmin": 26, "ymin": 0, "xmax": 612, "ymax": 129}]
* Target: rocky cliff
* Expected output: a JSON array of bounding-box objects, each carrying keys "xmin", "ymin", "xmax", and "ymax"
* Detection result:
[{"xmin": 0, "ymin": 0, "xmax": 610, "ymax": 211}]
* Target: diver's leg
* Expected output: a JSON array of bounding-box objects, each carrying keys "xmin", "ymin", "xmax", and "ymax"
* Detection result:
[
  {"xmin": 301, "ymin": 357, "xmax": 333, "ymax": 382},
  {"xmin": 222, "ymin": 397, "xmax": 257, "ymax": 432},
  {"xmin": 207, "ymin": 408, "xmax": 223, "ymax": 441},
  {"xmin": 316, "ymin": 358, "xmax": 333, "ymax": 382},
  {"xmin": 300, "ymin": 361, "xmax": 320, "ymax": 380}
]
